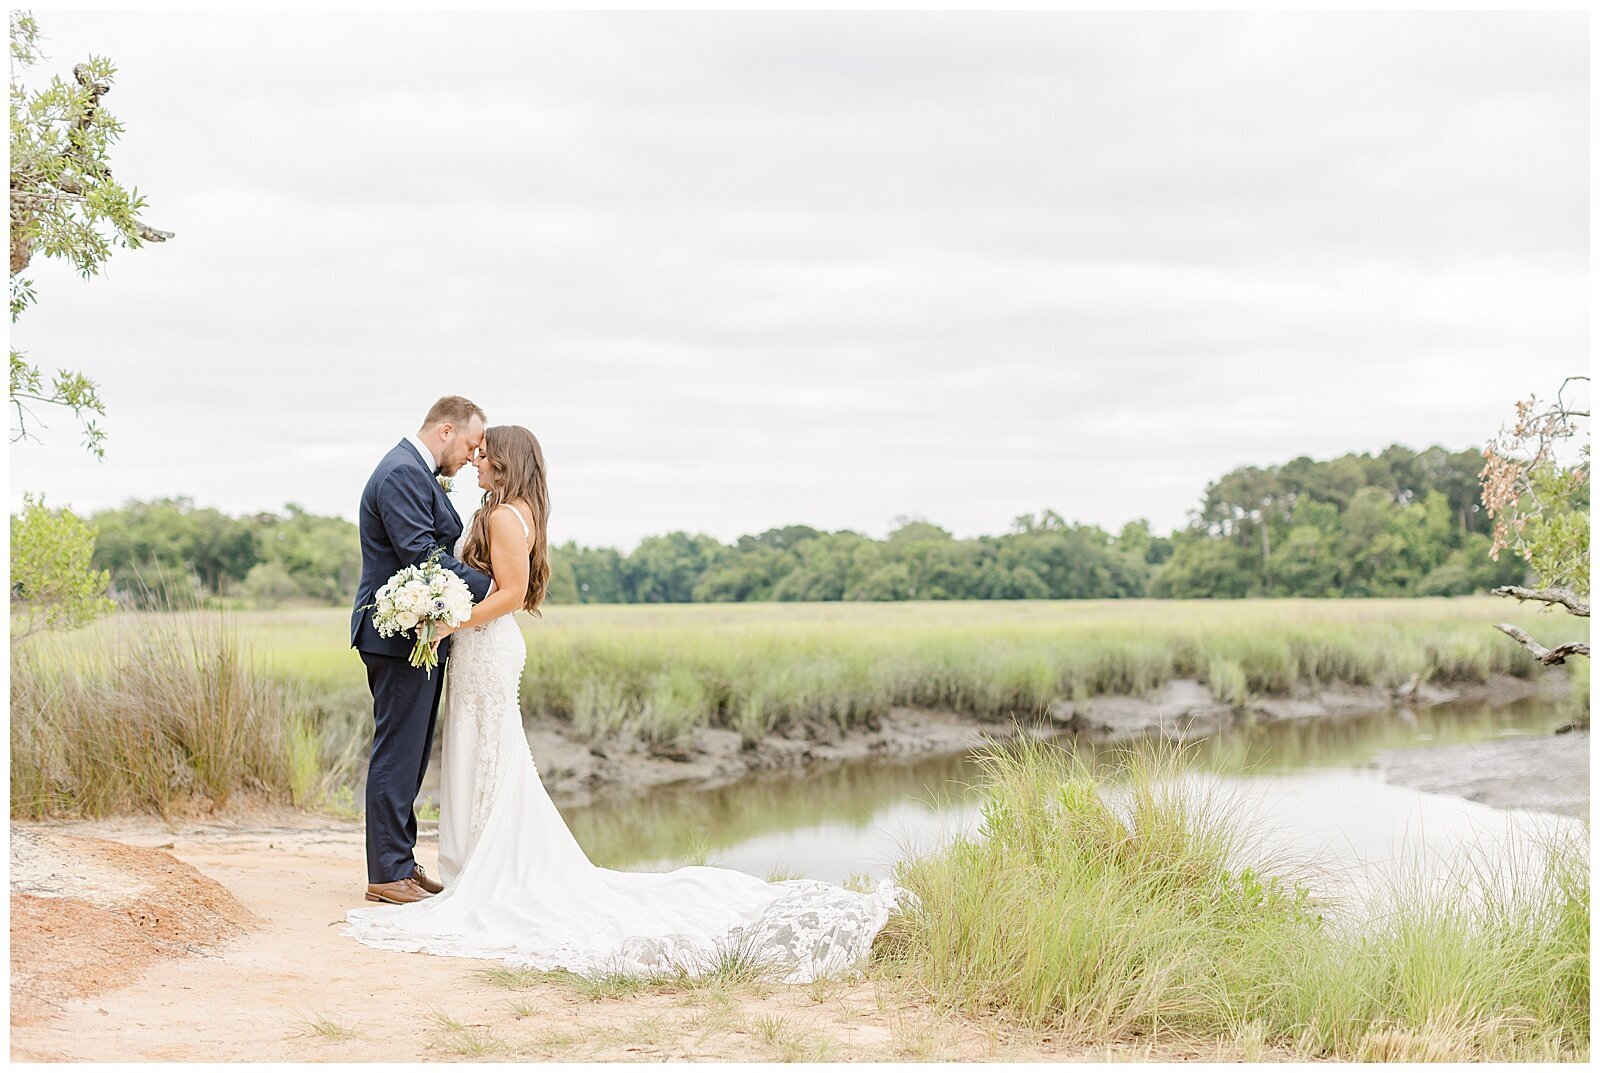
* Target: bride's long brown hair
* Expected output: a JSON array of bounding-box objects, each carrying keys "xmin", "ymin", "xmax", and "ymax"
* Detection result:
[{"xmin": 462, "ymin": 425, "xmax": 551, "ymax": 615}]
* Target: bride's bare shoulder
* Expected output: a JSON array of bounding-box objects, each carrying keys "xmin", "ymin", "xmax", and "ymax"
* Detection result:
[
  {"xmin": 502, "ymin": 499, "xmax": 534, "ymax": 527},
  {"xmin": 488, "ymin": 501, "xmax": 534, "ymax": 544}
]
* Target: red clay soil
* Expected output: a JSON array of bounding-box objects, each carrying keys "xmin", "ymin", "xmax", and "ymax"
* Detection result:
[{"xmin": 10, "ymin": 831, "xmax": 256, "ymax": 1026}]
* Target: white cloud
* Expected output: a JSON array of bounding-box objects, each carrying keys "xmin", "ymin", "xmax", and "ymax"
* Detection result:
[{"xmin": 8, "ymin": 11, "xmax": 1585, "ymax": 549}]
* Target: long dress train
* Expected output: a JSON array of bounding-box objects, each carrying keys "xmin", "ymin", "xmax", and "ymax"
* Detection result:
[{"xmin": 344, "ymin": 512, "xmax": 902, "ymax": 982}]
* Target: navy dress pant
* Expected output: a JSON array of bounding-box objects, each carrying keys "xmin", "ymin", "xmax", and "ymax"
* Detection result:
[{"xmin": 361, "ymin": 650, "xmax": 447, "ymax": 884}]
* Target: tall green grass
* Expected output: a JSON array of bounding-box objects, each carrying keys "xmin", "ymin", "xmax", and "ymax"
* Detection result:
[
  {"xmin": 22, "ymin": 597, "xmax": 1586, "ymax": 769},
  {"xmin": 10, "ymin": 614, "xmax": 362, "ymax": 819},
  {"xmin": 875, "ymin": 738, "xmax": 1590, "ymax": 1061},
  {"xmin": 516, "ymin": 599, "xmax": 1582, "ymax": 743}
]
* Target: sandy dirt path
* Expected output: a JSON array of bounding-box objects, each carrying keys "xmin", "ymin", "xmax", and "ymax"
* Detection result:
[{"xmin": 11, "ymin": 812, "xmax": 1275, "ymax": 1063}]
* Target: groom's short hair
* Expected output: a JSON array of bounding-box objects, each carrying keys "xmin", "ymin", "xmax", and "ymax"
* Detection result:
[{"xmin": 422, "ymin": 395, "xmax": 485, "ymax": 430}]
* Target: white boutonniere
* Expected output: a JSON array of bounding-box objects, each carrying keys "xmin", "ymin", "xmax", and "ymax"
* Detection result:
[{"xmin": 437, "ymin": 474, "xmax": 454, "ymax": 493}]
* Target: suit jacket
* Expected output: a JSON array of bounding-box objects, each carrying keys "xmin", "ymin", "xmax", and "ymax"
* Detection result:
[{"xmin": 350, "ymin": 439, "xmax": 494, "ymax": 659}]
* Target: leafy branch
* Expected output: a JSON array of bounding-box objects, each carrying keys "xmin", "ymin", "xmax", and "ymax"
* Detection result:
[
  {"xmin": 8, "ymin": 10, "xmax": 172, "ymax": 457},
  {"xmin": 1479, "ymin": 376, "xmax": 1590, "ymax": 666}
]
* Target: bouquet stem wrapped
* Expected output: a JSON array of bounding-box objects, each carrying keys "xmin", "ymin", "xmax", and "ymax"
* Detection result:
[{"xmin": 409, "ymin": 620, "xmax": 443, "ymax": 674}]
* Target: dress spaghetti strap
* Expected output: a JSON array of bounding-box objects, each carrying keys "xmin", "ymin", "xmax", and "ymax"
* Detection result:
[{"xmin": 503, "ymin": 503, "xmax": 531, "ymax": 542}]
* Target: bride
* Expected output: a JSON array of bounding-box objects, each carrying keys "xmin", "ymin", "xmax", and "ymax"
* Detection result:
[{"xmin": 344, "ymin": 425, "xmax": 903, "ymax": 983}]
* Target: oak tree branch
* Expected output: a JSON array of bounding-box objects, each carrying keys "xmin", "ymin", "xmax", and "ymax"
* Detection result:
[
  {"xmin": 1491, "ymin": 585, "xmax": 1590, "ymax": 618},
  {"xmin": 1492, "ymin": 623, "xmax": 1590, "ymax": 666}
]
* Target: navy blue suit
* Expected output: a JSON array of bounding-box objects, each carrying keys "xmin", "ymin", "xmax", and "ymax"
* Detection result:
[{"xmin": 351, "ymin": 439, "xmax": 493, "ymax": 884}]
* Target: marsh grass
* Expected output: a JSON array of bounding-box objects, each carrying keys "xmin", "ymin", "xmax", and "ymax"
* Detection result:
[
  {"xmin": 427, "ymin": 1008, "xmax": 508, "ymax": 1057},
  {"xmin": 474, "ymin": 966, "xmax": 549, "ymax": 991},
  {"xmin": 692, "ymin": 932, "xmax": 785, "ymax": 992},
  {"xmin": 438, "ymin": 1026, "xmax": 508, "ymax": 1058},
  {"xmin": 1203, "ymin": 654, "xmax": 1250, "ymax": 706},
  {"xmin": 681, "ymin": 983, "xmax": 737, "ymax": 1013},
  {"xmin": 639, "ymin": 666, "xmax": 709, "ymax": 744},
  {"xmin": 426, "ymin": 1009, "xmax": 469, "ymax": 1033},
  {"xmin": 15, "ymin": 599, "xmax": 1584, "ymax": 817},
  {"xmin": 616, "ymin": 1012, "xmax": 679, "ymax": 1049},
  {"xmin": 9, "ymin": 614, "xmax": 360, "ymax": 819},
  {"xmin": 43, "ymin": 599, "xmax": 1583, "ymax": 733},
  {"xmin": 314, "ymin": 783, "xmax": 361, "ymax": 820},
  {"xmin": 684, "ymin": 1002, "xmax": 746, "ymax": 1041},
  {"xmin": 889, "ymin": 1009, "xmax": 950, "ymax": 1061},
  {"xmin": 284, "ymin": 715, "xmax": 321, "ymax": 807},
  {"xmin": 565, "ymin": 968, "xmax": 654, "ymax": 1001},
  {"xmin": 529, "ymin": 928, "xmax": 787, "ymax": 1013},
  {"xmin": 530, "ymin": 1026, "xmax": 585, "ymax": 1050},
  {"xmin": 752, "ymin": 1013, "xmax": 829, "ymax": 1062},
  {"xmin": 805, "ymin": 973, "xmax": 847, "ymax": 1004},
  {"xmin": 354, "ymin": 597, "xmax": 1573, "ymax": 746},
  {"xmin": 1293, "ymin": 819, "xmax": 1591, "ymax": 1061},
  {"xmin": 300, "ymin": 1013, "xmax": 361, "ymax": 1040},
  {"xmin": 681, "ymin": 830, "xmax": 716, "ymax": 867},
  {"xmin": 877, "ymin": 737, "xmax": 1591, "ymax": 1061}
]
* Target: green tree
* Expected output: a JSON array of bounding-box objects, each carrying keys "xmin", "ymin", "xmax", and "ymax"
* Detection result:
[
  {"xmin": 1417, "ymin": 535, "xmax": 1522, "ymax": 597},
  {"xmin": 1154, "ymin": 443, "xmax": 1523, "ymax": 599},
  {"xmin": 250, "ymin": 504, "xmax": 359, "ymax": 603},
  {"xmin": 1116, "ymin": 518, "xmax": 1172, "ymax": 566},
  {"xmin": 1276, "ymin": 526, "xmax": 1337, "ymax": 596},
  {"xmin": 90, "ymin": 497, "xmax": 255, "ymax": 604},
  {"xmin": 238, "ymin": 560, "xmax": 300, "ymax": 609},
  {"xmin": 772, "ymin": 532, "xmax": 874, "ymax": 601},
  {"xmin": 624, "ymin": 532, "xmax": 724, "ymax": 603},
  {"xmin": 847, "ymin": 562, "xmax": 915, "ymax": 601},
  {"xmin": 559, "ymin": 542, "xmax": 626, "ymax": 604},
  {"xmin": 740, "ymin": 525, "xmax": 821, "ymax": 553},
  {"xmin": 882, "ymin": 517, "xmax": 970, "ymax": 599},
  {"xmin": 1479, "ymin": 377, "xmax": 1590, "ymax": 667},
  {"xmin": 89, "ymin": 498, "xmax": 365, "ymax": 607},
  {"xmin": 9, "ymin": 10, "xmax": 171, "ymax": 457},
  {"xmin": 693, "ymin": 545, "xmax": 786, "ymax": 602},
  {"xmin": 1148, "ymin": 530, "xmax": 1255, "ymax": 598},
  {"xmin": 544, "ymin": 550, "xmax": 579, "ymax": 604},
  {"xmin": 9, "ymin": 492, "xmax": 113, "ymax": 641}
]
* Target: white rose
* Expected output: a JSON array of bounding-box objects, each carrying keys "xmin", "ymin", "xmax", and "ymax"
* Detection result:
[{"xmin": 396, "ymin": 610, "xmax": 419, "ymax": 630}]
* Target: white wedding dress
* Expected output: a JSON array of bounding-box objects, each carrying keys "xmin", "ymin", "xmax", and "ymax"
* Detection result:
[{"xmin": 344, "ymin": 508, "xmax": 903, "ymax": 982}]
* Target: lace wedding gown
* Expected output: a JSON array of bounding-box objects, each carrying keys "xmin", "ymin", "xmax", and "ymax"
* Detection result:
[{"xmin": 344, "ymin": 511, "xmax": 903, "ymax": 982}]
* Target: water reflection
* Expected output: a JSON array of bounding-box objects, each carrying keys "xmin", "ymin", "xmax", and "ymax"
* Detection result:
[
  {"xmin": 562, "ymin": 697, "xmax": 1579, "ymax": 889},
  {"xmin": 1190, "ymin": 768, "xmax": 1580, "ymax": 913},
  {"xmin": 1184, "ymin": 695, "xmax": 1567, "ymax": 776},
  {"xmin": 565, "ymin": 748, "xmax": 986, "ymax": 874}
]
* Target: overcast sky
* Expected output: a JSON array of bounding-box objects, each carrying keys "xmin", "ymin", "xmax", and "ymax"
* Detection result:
[{"xmin": 8, "ymin": 11, "xmax": 1587, "ymax": 549}]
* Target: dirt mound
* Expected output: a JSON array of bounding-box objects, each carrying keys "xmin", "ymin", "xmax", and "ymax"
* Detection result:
[{"xmin": 10, "ymin": 828, "xmax": 257, "ymax": 1026}]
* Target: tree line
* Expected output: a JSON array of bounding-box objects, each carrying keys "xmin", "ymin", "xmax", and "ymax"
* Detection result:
[{"xmin": 77, "ymin": 443, "xmax": 1537, "ymax": 609}]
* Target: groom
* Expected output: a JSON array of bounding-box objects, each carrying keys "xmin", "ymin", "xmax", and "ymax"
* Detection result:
[{"xmin": 351, "ymin": 396, "xmax": 494, "ymax": 904}]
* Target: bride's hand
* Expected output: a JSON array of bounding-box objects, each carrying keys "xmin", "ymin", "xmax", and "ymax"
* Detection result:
[{"xmin": 428, "ymin": 622, "xmax": 458, "ymax": 657}]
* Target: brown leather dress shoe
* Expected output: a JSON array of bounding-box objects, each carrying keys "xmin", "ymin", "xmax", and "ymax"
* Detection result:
[
  {"xmin": 412, "ymin": 864, "xmax": 444, "ymax": 895},
  {"xmin": 365, "ymin": 877, "xmax": 433, "ymax": 904}
]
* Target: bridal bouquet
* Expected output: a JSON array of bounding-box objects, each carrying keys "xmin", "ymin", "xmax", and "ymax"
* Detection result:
[{"xmin": 369, "ymin": 553, "xmax": 475, "ymax": 676}]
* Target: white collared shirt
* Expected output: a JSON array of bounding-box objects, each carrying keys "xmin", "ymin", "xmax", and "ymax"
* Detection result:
[{"xmin": 406, "ymin": 434, "xmax": 441, "ymax": 473}]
